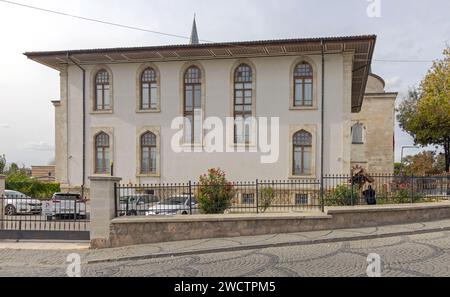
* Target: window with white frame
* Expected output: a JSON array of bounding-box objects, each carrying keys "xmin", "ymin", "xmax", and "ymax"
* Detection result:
[
  {"xmin": 295, "ymin": 193, "xmax": 309, "ymax": 205},
  {"xmin": 140, "ymin": 131, "xmax": 157, "ymax": 174},
  {"xmin": 95, "ymin": 132, "xmax": 110, "ymax": 174},
  {"xmin": 293, "ymin": 130, "xmax": 312, "ymax": 176},
  {"xmin": 94, "ymin": 70, "xmax": 110, "ymax": 111},
  {"xmin": 183, "ymin": 66, "xmax": 202, "ymax": 145}
]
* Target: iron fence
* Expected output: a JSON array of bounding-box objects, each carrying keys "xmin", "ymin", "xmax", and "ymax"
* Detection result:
[
  {"xmin": 115, "ymin": 179, "xmax": 322, "ymax": 217},
  {"xmin": 115, "ymin": 174, "xmax": 450, "ymax": 217},
  {"xmin": 0, "ymin": 194, "xmax": 90, "ymax": 239},
  {"xmin": 323, "ymin": 174, "xmax": 450, "ymax": 206}
]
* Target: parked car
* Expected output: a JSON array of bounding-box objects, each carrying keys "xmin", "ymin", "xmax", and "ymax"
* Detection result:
[
  {"xmin": 145, "ymin": 195, "xmax": 198, "ymax": 216},
  {"xmin": 2, "ymin": 190, "xmax": 43, "ymax": 215},
  {"xmin": 118, "ymin": 194, "xmax": 159, "ymax": 216},
  {"xmin": 43, "ymin": 193, "xmax": 87, "ymax": 220}
]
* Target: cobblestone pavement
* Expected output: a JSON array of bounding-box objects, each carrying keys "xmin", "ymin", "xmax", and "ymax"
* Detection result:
[{"xmin": 1, "ymin": 230, "xmax": 450, "ymax": 277}]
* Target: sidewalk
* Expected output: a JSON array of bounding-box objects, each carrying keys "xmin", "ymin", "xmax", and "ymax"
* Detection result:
[
  {"xmin": 88, "ymin": 218, "xmax": 450, "ymax": 263},
  {"xmin": 2, "ymin": 219, "xmax": 450, "ymax": 264}
]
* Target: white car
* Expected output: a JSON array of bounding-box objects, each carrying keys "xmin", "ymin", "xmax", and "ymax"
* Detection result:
[
  {"xmin": 3, "ymin": 190, "xmax": 42, "ymax": 215},
  {"xmin": 146, "ymin": 195, "xmax": 198, "ymax": 216},
  {"xmin": 43, "ymin": 193, "xmax": 87, "ymax": 220}
]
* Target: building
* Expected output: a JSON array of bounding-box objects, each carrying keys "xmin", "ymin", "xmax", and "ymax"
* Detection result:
[
  {"xmin": 31, "ymin": 165, "xmax": 56, "ymax": 183},
  {"xmin": 25, "ymin": 22, "xmax": 396, "ymax": 194}
]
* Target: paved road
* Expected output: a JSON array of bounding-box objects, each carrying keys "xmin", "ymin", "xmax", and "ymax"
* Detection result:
[{"xmin": 1, "ymin": 230, "xmax": 450, "ymax": 277}]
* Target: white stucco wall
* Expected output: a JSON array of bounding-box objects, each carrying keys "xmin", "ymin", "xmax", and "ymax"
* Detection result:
[{"xmin": 64, "ymin": 54, "xmax": 350, "ymax": 186}]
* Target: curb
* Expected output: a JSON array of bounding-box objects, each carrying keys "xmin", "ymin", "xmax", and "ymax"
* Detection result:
[{"xmin": 87, "ymin": 225, "xmax": 450, "ymax": 264}]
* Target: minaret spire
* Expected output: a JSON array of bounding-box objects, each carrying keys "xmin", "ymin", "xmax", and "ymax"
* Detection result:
[{"xmin": 190, "ymin": 14, "xmax": 199, "ymax": 45}]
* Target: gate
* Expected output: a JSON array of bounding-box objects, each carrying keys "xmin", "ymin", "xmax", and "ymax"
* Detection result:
[{"xmin": 0, "ymin": 194, "xmax": 90, "ymax": 241}]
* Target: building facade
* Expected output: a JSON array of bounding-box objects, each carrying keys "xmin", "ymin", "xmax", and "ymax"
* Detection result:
[{"xmin": 26, "ymin": 34, "xmax": 396, "ymax": 193}]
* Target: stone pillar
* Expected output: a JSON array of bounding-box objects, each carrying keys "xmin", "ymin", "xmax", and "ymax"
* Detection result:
[
  {"xmin": 89, "ymin": 176, "xmax": 122, "ymax": 249},
  {"xmin": 0, "ymin": 175, "xmax": 5, "ymax": 229}
]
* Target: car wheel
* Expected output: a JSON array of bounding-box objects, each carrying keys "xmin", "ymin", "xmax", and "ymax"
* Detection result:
[
  {"xmin": 181, "ymin": 211, "xmax": 188, "ymax": 215},
  {"xmin": 5, "ymin": 205, "xmax": 16, "ymax": 216},
  {"xmin": 128, "ymin": 210, "xmax": 137, "ymax": 216}
]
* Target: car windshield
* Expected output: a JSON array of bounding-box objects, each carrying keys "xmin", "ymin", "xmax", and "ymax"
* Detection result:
[
  {"xmin": 5, "ymin": 191, "xmax": 27, "ymax": 198},
  {"xmin": 54, "ymin": 194, "xmax": 81, "ymax": 201},
  {"xmin": 120, "ymin": 196, "xmax": 137, "ymax": 203},
  {"xmin": 161, "ymin": 197, "xmax": 187, "ymax": 205}
]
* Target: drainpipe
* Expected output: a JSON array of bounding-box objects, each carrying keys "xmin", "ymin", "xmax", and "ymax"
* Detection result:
[
  {"xmin": 320, "ymin": 39, "xmax": 325, "ymax": 212},
  {"xmin": 67, "ymin": 53, "xmax": 86, "ymax": 199}
]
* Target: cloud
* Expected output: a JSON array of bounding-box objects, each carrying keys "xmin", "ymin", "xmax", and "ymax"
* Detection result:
[
  {"xmin": 385, "ymin": 76, "xmax": 403, "ymax": 89},
  {"xmin": 0, "ymin": 123, "xmax": 11, "ymax": 128},
  {"xmin": 23, "ymin": 141, "xmax": 54, "ymax": 152}
]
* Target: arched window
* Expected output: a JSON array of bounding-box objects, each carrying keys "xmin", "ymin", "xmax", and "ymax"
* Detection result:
[
  {"xmin": 140, "ymin": 68, "xmax": 158, "ymax": 110},
  {"xmin": 183, "ymin": 66, "xmax": 202, "ymax": 144},
  {"xmin": 294, "ymin": 62, "xmax": 313, "ymax": 107},
  {"xmin": 293, "ymin": 130, "xmax": 312, "ymax": 175},
  {"xmin": 141, "ymin": 132, "xmax": 157, "ymax": 174},
  {"xmin": 234, "ymin": 64, "xmax": 253, "ymax": 144},
  {"xmin": 95, "ymin": 132, "xmax": 110, "ymax": 174},
  {"xmin": 352, "ymin": 123, "xmax": 364, "ymax": 144},
  {"xmin": 95, "ymin": 70, "xmax": 110, "ymax": 111}
]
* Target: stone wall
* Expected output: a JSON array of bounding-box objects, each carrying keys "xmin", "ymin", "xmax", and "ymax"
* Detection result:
[
  {"xmin": 351, "ymin": 74, "xmax": 397, "ymax": 173},
  {"xmin": 102, "ymin": 202, "xmax": 450, "ymax": 248}
]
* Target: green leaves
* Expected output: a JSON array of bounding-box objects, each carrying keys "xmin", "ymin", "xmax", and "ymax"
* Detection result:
[{"xmin": 397, "ymin": 47, "xmax": 450, "ymax": 172}]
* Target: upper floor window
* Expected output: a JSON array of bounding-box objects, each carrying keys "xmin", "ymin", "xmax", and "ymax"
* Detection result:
[
  {"xmin": 293, "ymin": 130, "xmax": 312, "ymax": 176},
  {"xmin": 234, "ymin": 64, "xmax": 253, "ymax": 144},
  {"xmin": 140, "ymin": 68, "xmax": 158, "ymax": 110},
  {"xmin": 183, "ymin": 66, "xmax": 202, "ymax": 145},
  {"xmin": 95, "ymin": 70, "xmax": 111, "ymax": 111},
  {"xmin": 293, "ymin": 62, "xmax": 313, "ymax": 107},
  {"xmin": 140, "ymin": 131, "xmax": 157, "ymax": 174},
  {"xmin": 352, "ymin": 123, "xmax": 364, "ymax": 144},
  {"xmin": 95, "ymin": 132, "xmax": 110, "ymax": 174}
]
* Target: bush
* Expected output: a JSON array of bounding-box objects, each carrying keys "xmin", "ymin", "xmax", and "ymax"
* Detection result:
[
  {"xmin": 392, "ymin": 188, "xmax": 423, "ymax": 204},
  {"xmin": 259, "ymin": 187, "xmax": 275, "ymax": 213},
  {"xmin": 5, "ymin": 172, "xmax": 60, "ymax": 199},
  {"xmin": 197, "ymin": 168, "xmax": 235, "ymax": 214},
  {"xmin": 325, "ymin": 184, "xmax": 359, "ymax": 206}
]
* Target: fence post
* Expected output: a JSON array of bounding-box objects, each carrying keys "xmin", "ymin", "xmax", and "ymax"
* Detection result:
[
  {"xmin": 89, "ymin": 176, "xmax": 122, "ymax": 249},
  {"xmin": 188, "ymin": 181, "xmax": 192, "ymax": 215},
  {"xmin": 256, "ymin": 179, "xmax": 259, "ymax": 214},
  {"xmin": 350, "ymin": 175, "xmax": 354, "ymax": 206},
  {"xmin": 0, "ymin": 175, "xmax": 5, "ymax": 230},
  {"xmin": 410, "ymin": 175, "xmax": 414, "ymax": 204},
  {"xmin": 320, "ymin": 175, "xmax": 325, "ymax": 212}
]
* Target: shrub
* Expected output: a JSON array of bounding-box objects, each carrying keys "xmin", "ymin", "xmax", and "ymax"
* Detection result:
[
  {"xmin": 325, "ymin": 184, "xmax": 359, "ymax": 206},
  {"xmin": 197, "ymin": 168, "xmax": 235, "ymax": 214},
  {"xmin": 392, "ymin": 188, "xmax": 423, "ymax": 204},
  {"xmin": 259, "ymin": 187, "xmax": 275, "ymax": 213},
  {"xmin": 5, "ymin": 171, "xmax": 60, "ymax": 199}
]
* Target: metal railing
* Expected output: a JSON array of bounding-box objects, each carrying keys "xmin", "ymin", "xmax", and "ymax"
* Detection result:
[
  {"xmin": 115, "ymin": 179, "xmax": 322, "ymax": 217},
  {"xmin": 114, "ymin": 174, "xmax": 450, "ymax": 217},
  {"xmin": 0, "ymin": 195, "xmax": 90, "ymax": 233}
]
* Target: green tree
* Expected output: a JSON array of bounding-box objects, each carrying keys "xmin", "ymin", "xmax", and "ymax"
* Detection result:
[
  {"xmin": 397, "ymin": 47, "xmax": 450, "ymax": 172},
  {"xmin": 0, "ymin": 154, "xmax": 6, "ymax": 174},
  {"xmin": 403, "ymin": 151, "xmax": 437, "ymax": 175},
  {"xmin": 8, "ymin": 162, "xmax": 19, "ymax": 174},
  {"xmin": 197, "ymin": 168, "xmax": 235, "ymax": 214}
]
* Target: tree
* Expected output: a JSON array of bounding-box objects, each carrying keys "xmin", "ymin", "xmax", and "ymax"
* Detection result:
[
  {"xmin": 0, "ymin": 154, "xmax": 5, "ymax": 174},
  {"xmin": 403, "ymin": 151, "xmax": 437, "ymax": 175},
  {"xmin": 197, "ymin": 168, "xmax": 235, "ymax": 214},
  {"xmin": 397, "ymin": 47, "xmax": 450, "ymax": 172},
  {"xmin": 8, "ymin": 163, "xmax": 19, "ymax": 174}
]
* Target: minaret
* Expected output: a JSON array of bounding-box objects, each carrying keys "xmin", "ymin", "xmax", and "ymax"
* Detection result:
[{"xmin": 190, "ymin": 14, "xmax": 199, "ymax": 45}]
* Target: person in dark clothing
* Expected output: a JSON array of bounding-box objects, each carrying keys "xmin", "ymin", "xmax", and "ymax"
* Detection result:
[{"xmin": 363, "ymin": 185, "xmax": 376, "ymax": 205}]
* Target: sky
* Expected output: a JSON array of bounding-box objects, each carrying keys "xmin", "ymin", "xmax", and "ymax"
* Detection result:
[{"xmin": 0, "ymin": 0, "xmax": 449, "ymax": 167}]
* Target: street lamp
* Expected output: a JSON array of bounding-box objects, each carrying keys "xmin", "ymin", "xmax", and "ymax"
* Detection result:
[{"xmin": 400, "ymin": 146, "xmax": 420, "ymax": 175}]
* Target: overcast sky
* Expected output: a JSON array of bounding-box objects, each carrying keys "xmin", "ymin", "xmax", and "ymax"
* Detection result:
[{"xmin": 0, "ymin": 0, "xmax": 449, "ymax": 167}]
